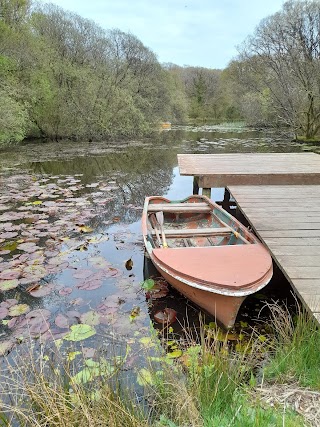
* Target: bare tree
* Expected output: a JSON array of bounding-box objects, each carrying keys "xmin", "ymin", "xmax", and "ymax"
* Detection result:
[{"xmin": 238, "ymin": 0, "xmax": 320, "ymax": 138}]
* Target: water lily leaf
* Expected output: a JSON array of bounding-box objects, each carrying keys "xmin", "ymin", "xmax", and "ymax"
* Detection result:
[
  {"xmin": 8, "ymin": 304, "xmax": 30, "ymax": 317},
  {"xmin": 29, "ymin": 284, "xmax": 53, "ymax": 297},
  {"xmin": 28, "ymin": 318, "xmax": 51, "ymax": 337},
  {"xmin": 63, "ymin": 324, "xmax": 96, "ymax": 342},
  {"xmin": 71, "ymin": 359, "xmax": 114, "ymax": 384},
  {"xmin": 73, "ymin": 269, "xmax": 93, "ymax": 280},
  {"xmin": 0, "ymin": 279, "xmax": 19, "ymax": 291},
  {"xmin": 67, "ymin": 351, "xmax": 81, "ymax": 361},
  {"xmin": 89, "ymin": 256, "xmax": 110, "ymax": 269},
  {"xmin": 139, "ymin": 336, "xmax": 156, "ymax": 347},
  {"xmin": 167, "ymin": 350, "xmax": 183, "ymax": 359},
  {"xmin": 154, "ymin": 308, "xmax": 177, "ymax": 325},
  {"xmin": 80, "ymin": 311, "xmax": 101, "ymax": 326},
  {"xmin": 125, "ymin": 258, "xmax": 133, "ymax": 270},
  {"xmin": 26, "ymin": 309, "xmax": 51, "ymax": 320},
  {"xmin": 215, "ymin": 331, "xmax": 239, "ymax": 341},
  {"xmin": 82, "ymin": 347, "xmax": 96, "ymax": 358},
  {"xmin": 258, "ymin": 335, "xmax": 267, "ymax": 342},
  {"xmin": 55, "ymin": 314, "xmax": 71, "ymax": 329},
  {"xmin": 17, "ymin": 242, "xmax": 38, "ymax": 252},
  {"xmin": 146, "ymin": 282, "xmax": 168, "ymax": 299},
  {"xmin": 0, "ymin": 340, "xmax": 15, "ymax": 356},
  {"xmin": 59, "ymin": 287, "xmax": 73, "ymax": 296},
  {"xmin": 1, "ymin": 241, "xmax": 19, "ymax": 252},
  {"xmin": 0, "ymin": 232, "xmax": 18, "ymax": 239},
  {"xmin": 77, "ymin": 279, "xmax": 102, "ymax": 291},
  {"xmin": 137, "ymin": 368, "xmax": 154, "ymax": 386},
  {"xmin": 23, "ymin": 265, "xmax": 47, "ymax": 277},
  {"xmin": 129, "ymin": 306, "xmax": 140, "ymax": 322},
  {"xmin": 77, "ymin": 225, "xmax": 93, "ymax": 233},
  {"xmin": 0, "ymin": 270, "xmax": 20, "ymax": 280},
  {"xmin": 0, "ymin": 304, "xmax": 9, "ymax": 320},
  {"xmin": 141, "ymin": 279, "xmax": 155, "ymax": 291}
]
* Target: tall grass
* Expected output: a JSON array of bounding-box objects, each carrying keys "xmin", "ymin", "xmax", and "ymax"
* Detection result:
[
  {"xmin": 0, "ymin": 308, "xmax": 313, "ymax": 427},
  {"xmin": 263, "ymin": 301, "xmax": 320, "ymax": 390}
]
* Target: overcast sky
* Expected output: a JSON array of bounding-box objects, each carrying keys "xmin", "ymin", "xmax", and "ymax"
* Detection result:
[{"xmin": 38, "ymin": 0, "xmax": 285, "ymax": 69}]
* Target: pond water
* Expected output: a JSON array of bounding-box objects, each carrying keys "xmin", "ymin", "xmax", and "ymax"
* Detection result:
[{"xmin": 0, "ymin": 124, "xmax": 315, "ymax": 362}]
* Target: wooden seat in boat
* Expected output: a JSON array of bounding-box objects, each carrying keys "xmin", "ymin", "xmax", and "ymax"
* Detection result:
[
  {"xmin": 151, "ymin": 227, "xmax": 231, "ymax": 237},
  {"xmin": 148, "ymin": 203, "xmax": 211, "ymax": 213}
]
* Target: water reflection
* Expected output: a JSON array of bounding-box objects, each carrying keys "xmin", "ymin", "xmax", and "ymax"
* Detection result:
[{"xmin": 0, "ymin": 125, "xmax": 310, "ymax": 356}]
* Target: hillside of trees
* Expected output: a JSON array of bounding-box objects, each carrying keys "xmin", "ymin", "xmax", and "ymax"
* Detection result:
[{"xmin": 1, "ymin": 0, "xmax": 320, "ymax": 144}]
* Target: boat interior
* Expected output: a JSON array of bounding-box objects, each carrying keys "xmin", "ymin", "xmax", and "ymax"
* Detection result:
[{"xmin": 146, "ymin": 199, "xmax": 255, "ymax": 249}]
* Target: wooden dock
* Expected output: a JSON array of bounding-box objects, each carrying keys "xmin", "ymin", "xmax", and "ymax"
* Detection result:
[
  {"xmin": 178, "ymin": 153, "xmax": 320, "ymax": 321},
  {"xmin": 228, "ymin": 185, "xmax": 320, "ymax": 321}
]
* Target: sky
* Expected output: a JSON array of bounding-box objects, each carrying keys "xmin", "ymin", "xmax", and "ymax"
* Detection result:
[{"xmin": 38, "ymin": 0, "xmax": 285, "ymax": 69}]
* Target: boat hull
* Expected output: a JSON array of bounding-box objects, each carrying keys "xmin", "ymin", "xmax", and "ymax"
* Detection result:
[{"xmin": 151, "ymin": 255, "xmax": 246, "ymax": 328}]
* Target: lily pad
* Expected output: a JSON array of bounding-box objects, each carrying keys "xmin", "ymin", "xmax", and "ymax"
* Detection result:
[
  {"xmin": 0, "ymin": 279, "xmax": 19, "ymax": 291},
  {"xmin": 29, "ymin": 284, "xmax": 53, "ymax": 297},
  {"xmin": 141, "ymin": 278, "xmax": 155, "ymax": 291},
  {"xmin": 0, "ymin": 340, "xmax": 15, "ymax": 356},
  {"xmin": 8, "ymin": 304, "xmax": 30, "ymax": 317},
  {"xmin": 80, "ymin": 311, "xmax": 101, "ymax": 326},
  {"xmin": 154, "ymin": 308, "xmax": 177, "ymax": 325},
  {"xmin": 63, "ymin": 324, "xmax": 96, "ymax": 342},
  {"xmin": 26, "ymin": 309, "xmax": 51, "ymax": 320},
  {"xmin": 0, "ymin": 307, "xmax": 9, "ymax": 319},
  {"xmin": 167, "ymin": 349, "xmax": 183, "ymax": 359},
  {"xmin": 137, "ymin": 368, "xmax": 154, "ymax": 386}
]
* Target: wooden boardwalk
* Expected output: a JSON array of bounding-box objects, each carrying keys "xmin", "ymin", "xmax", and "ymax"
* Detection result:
[
  {"xmin": 178, "ymin": 152, "xmax": 320, "ymax": 321},
  {"xmin": 228, "ymin": 186, "xmax": 320, "ymax": 321}
]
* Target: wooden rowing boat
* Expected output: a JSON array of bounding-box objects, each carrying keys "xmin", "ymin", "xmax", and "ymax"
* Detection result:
[{"xmin": 142, "ymin": 195, "xmax": 273, "ymax": 329}]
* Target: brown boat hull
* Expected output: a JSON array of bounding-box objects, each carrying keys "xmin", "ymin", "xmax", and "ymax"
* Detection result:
[{"xmin": 152, "ymin": 257, "xmax": 246, "ymax": 328}]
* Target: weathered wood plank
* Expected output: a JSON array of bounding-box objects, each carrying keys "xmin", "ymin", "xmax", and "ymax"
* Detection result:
[
  {"xmin": 274, "ymin": 255, "xmax": 320, "ymax": 267},
  {"xmin": 299, "ymin": 293, "xmax": 320, "ymax": 312},
  {"xmin": 253, "ymin": 223, "xmax": 320, "ymax": 231},
  {"xmin": 282, "ymin": 267, "xmax": 320, "ymax": 279},
  {"xmin": 292, "ymin": 279, "xmax": 320, "ymax": 294},
  {"xmin": 263, "ymin": 237, "xmax": 320, "ymax": 246},
  {"xmin": 259, "ymin": 230, "xmax": 320, "ymax": 238},
  {"xmin": 270, "ymin": 246, "xmax": 320, "ymax": 256}
]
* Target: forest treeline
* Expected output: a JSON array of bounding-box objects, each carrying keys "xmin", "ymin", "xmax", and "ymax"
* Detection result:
[{"xmin": 1, "ymin": 0, "xmax": 320, "ymax": 144}]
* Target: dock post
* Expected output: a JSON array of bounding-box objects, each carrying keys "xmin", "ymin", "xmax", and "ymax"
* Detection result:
[
  {"xmin": 222, "ymin": 188, "xmax": 231, "ymax": 210},
  {"xmin": 193, "ymin": 176, "xmax": 199, "ymax": 195},
  {"xmin": 202, "ymin": 188, "xmax": 211, "ymax": 198}
]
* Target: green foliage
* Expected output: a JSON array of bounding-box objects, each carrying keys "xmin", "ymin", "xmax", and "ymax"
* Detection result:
[
  {"xmin": 0, "ymin": 88, "xmax": 29, "ymax": 143},
  {"xmin": 0, "ymin": 2, "xmax": 187, "ymax": 143}
]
